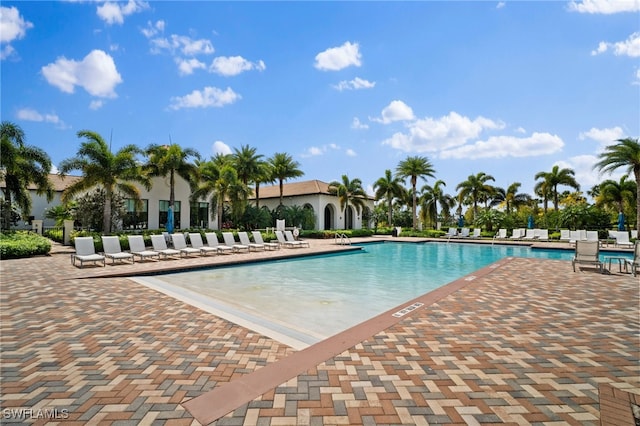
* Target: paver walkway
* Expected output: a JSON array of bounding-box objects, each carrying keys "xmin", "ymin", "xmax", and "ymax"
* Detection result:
[{"xmin": 1, "ymin": 237, "xmax": 638, "ymax": 425}]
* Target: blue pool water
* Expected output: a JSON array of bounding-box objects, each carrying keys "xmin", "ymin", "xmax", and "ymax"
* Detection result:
[{"xmin": 140, "ymin": 242, "xmax": 630, "ymax": 347}]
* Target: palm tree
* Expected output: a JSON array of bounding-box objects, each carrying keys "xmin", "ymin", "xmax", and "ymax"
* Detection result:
[
  {"xmin": 419, "ymin": 180, "xmax": 454, "ymax": 228},
  {"xmin": 373, "ymin": 169, "xmax": 405, "ymax": 226},
  {"xmin": 253, "ymin": 161, "xmax": 273, "ymax": 209},
  {"xmin": 233, "ymin": 144, "xmax": 262, "ymax": 200},
  {"xmin": 534, "ymin": 165, "xmax": 580, "ymax": 211},
  {"xmin": 328, "ymin": 175, "xmax": 367, "ymax": 229},
  {"xmin": 396, "ymin": 156, "xmax": 436, "ymax": 229},
  {"xmin": 594, "ymin": 137, "xmax": 640, "ymax": 229},
  {"xmin": 59, "ymin": 130, "xmax": 150, "ymax": 234},
  {"xmin": 268, "ymin": 152, "xmax": 304, "ymax": 207},
  {"xmin": 456, "ymin": 172, "xmax": 495, "ymax": 219},
  {"xmin": 0, "ymin": 122, "xmax": 53, "ymax": 230},
  {"xmin": 534, "ymin": 179, "xmax": 552, "ymax": 214},
  {"xmin": 143, "ymin": 143, "xmax": 200, "ymax": 230},
  {"xmin": 596, "ymin": 176, "xmax": 636, "ymax": 225},
  {"xmin": 492, "ymin": 182, "xmax": 532, "ymax": 214}
]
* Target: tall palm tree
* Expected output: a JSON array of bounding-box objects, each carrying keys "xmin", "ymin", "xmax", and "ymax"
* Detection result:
[
  {"xmin": 328, "ymin": 175, "xmax": 367, "ymax": 229},
  {"xmin": 456, "ymin": 172, "xmax": 495, "ymax": 219},
  {"xmin": 233, "ymin": 144, "xmax": 262, "ymax": 199},
  {"xmin": 373, "ymin": 169, "xmax": 405, "ymax": 226},
  {"xmin": 596, "ymin": 176, "xmax": 636, "ymax": 218},
  {"xmin": 594, "ymin": 137, "xmax": 640, "ymax": 229},
  {"xmin": 534, "ymin": 165, "xmax": 580, "ymax": 211},
  {"xmin": 534, "ymin": 179, "xmax": 552, "ymax": 214},
  {"xmin": 268, "ymin": 152, "xmax": 304, "ymax": 206},
  {"xmin": 59, "ymin": 130, "xmax": 150, "ymax": 234},
  {"xmin": 396, "ymin": 156, "xmax": 435, "ymax": 229},
  {"xmin": 253, "ymin": 160, "xmax": 273, "ymax": 209},
  {"xmin": 419, "ymin": 180, "xmax": 454, "ymax": 228},
  {"xmin": 144, "ymin": 143, "xmax": 200, "ymax": 229},
  {"xmin": 0, "ymin": 122, "xmax": 53, "ymax": 230}
]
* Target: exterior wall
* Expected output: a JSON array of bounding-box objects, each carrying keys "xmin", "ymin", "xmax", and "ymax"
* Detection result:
[{"xmin": 0, "ymin": 189, "xmax": 66, "ymax": 230}]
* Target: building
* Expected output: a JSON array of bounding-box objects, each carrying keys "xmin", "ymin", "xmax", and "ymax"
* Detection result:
[{"xmin": 2, "ymin": 175, "xmax": 374, "ymax": 231}]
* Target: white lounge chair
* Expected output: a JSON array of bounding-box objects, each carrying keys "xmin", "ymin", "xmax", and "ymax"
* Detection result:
[
  {"xmin": 238, "ymin": 231, "xmax": 264, "ymax": 251},
  {"xmin": 171, "ymin": 233, "xmax": 201, "ymax": 257},
  {"xmin": 204, "ymin": 232, "xmax": 234, "ymax": 254},
  {"xmin": 71, "ymin": 236, "xmax": 105, "ymax": 268},
  {"xmin": 445, "ymin": 227, "xmax": 458, "ymax": 238},
  {"xmin": 510, "ymin": 229, "xmax": 524, "ymax": 239},
  {"xmin": 614, "ymin": 231, "xmax": 634, "ymax": 248},
  {"xmin": 459, "ymin": 228, "xmax": 470, "ymax": 238},
  {"xmin": 188, "ymin": 232, "xmax": 218, "ymax": 256},
  {"xmin": 252, "ymin": 231, "xmax": 280, "ymax": 250},
  {"xmin": 102, "ymin": 236, "xmax": 135, "ymax": 264},
  {"xmin": 624, "ymin": 241, "xmax": 640, "ymax": 277},
  {"xmin": 536, "ymin": 229, "xmax": 549, "ymax": 241},
  {"xmin": 128, "ymin": 235, "xmax": 160, "ymax": 262},
  {"xmin": 151, "ymin": 234, "xmax": 181, "ymax": 259},
  {"xmin": 631, "ymin": 230, "xmax": 638, "ymax": 239},
  {"xmin": 522, "ymin": 229, "xmax": 536, "ymax": 240},
  {"xmin": 285, "ymin": 230, "xmax": 309, "ymax": 247},
  {"xmin": 275, "ymin": 230, "xmax": 303, "ymax": 248},
  {"xmin": 560, "ymin": 229, "xmax": 571, "ymax": 242},
  {"xmin": 572, "ymin": 240, "xmax": 603, "ymax": 273},
  {"xmin": 222, "ymin": 232, "xmax": 250, "ymax": 253},
  {"xmin": 471, "ymin": 228, "xmax": 481, "ymax": 238},
  {"xmin": 494, "ymin": 229, "xmax": 507, "ymax": 239},
  {"xmin": 585, "ymin": 231, "xmax": 599, "ymax": 243},
  {"xmin": 569, "ymin": 230, "xmax": 587, "ymax": 246}
]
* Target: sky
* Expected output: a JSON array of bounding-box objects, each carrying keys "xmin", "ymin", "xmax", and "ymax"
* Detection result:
[{"xmin": 1, "ymin": 0, "xmax": 639, "ymax": 200}]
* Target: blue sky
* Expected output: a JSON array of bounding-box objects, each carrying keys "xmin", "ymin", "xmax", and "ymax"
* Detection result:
[{"xmin": 2, "ymin": 1, "xmax": 639, "ymax": 199}]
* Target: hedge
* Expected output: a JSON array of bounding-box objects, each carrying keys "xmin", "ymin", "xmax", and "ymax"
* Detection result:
[{"xmin": 0, "ymin": 231, "xmax": 52, "ymax": 259}]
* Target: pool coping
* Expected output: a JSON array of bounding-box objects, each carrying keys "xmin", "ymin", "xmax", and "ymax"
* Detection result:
[{"xmin": 182, "ymin": 256, "xmax": 514, "ymax": 424}]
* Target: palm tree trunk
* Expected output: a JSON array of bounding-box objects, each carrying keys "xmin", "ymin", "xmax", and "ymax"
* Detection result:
[
  {"xmin": 103, "ymin": 187, "xmax": 112, "ymax": 234},
  {"xmin": 411, "ymin": 178, "xmax": 417, "ymax": 229},
  {"xmin": 279, "ymin": 179, "xmax": 284, "ymax": 206},
  {"xmin": 388, "ymin": 198, "xmax": 393, "ymax": 226},
  {"xmin": 255, "ymin": 183, "xmax": 261, "ymax": 208},
  {"xmin": 635, "ymin": 170, "xmax": 640, "ymax": 231}
]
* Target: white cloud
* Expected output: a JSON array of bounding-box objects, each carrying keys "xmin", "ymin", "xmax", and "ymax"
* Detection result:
[
  {"xmin": 300, "ymin": 143, "xmax": 342, "ymax": 158},
  {"xmin": 381, "ymin": 111, "xmax": 506, "ymax": 153},
  {"xmin": 634, "ymin": 68, "xmax": 640, "ymax": 85},
  {"xmin": 209, "ymin": 56, "xmax": 266, "ymax": 76},
  {"xmin": 439, "ymin": 132, "xmax": 564, "ymax": 159},
  {"xmin": 314, "ymin": 41, "xmax": 362, "ymax": 71},
  {"xmin": 556, "ymin": 155, "xmax": 611, "ymax": 190},
  {"xmin": 496, "ymin": 2, "xmax": 506, "ymax": 8},
  {"xmin": 41, "ymin": 49, "xmax": 123, "ymax": 98},
  {"xmin": 150, "ymin": 34, "xmax": 214, "ymax": 56},
  {"xmin": 591, "ymin": 32, "xmax": 640, "ymax": 57},
  {"xmin": 333, "ymin": 77, "xmax": 375, "ymax": 91},
  {"xmin": 578, "ymin": 126, "xmax": 625, "ymax": 151},
  {"xmin": 97, "ymin": 0, "xmax": 148, "ymax": 25},
  {"xmin": 89, "ymin": 100, "xmax": 104, "ymax": 110},
  {"xmin": 169, "ymin": 86, "xmax": 241, "ymax": 110},
  {"xmin": 176, "ymin": 57, "xmax": 206, "ymax": 76},
  {"xmin": 0, "ymin": 6, "xmax": 33, "ymax": 59},
  {"xmin": 351, "ymin": 117, "xmax": 369, "ymax": 130},
  {"xmin": 212, "ymin": 140, "xmax": 232, "ymax": 155},
  {"xmin": 346, "ymin": 148, "xmax": 357, "ymax": 157},
  {"xmin": 371, "ymin": 100, "xmax": 415, "ymax": 124},
  {"xmin": 141, "ymin": 20, "xmax": 165, "ymax": 38},
  {"xmin": 568, "ymin": 0, "xmax": 640, "ymax": 14},
  {"xmin": 16, "ymin": 107, "xmax": 68, "ymax": 129}
]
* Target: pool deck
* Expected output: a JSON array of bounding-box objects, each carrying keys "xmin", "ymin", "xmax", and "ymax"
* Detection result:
[{"xmin": 1, "ymin": 236, "xmax": 638, "ymax": 425}]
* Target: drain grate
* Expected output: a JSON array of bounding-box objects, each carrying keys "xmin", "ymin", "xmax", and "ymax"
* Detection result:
[{"xmin": 392, "ymin": 302, "xmax": 424, "ymax": 318}]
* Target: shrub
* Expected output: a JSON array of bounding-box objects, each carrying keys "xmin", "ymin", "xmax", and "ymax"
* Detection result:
[{"xmin": 0, "ymin": 231, "xmax": 52, "ymax": 259}]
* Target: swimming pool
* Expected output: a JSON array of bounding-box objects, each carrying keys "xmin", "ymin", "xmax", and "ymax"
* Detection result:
[{"xmin": 134, "ymin": 242, "xmax": 630, "ymax": 348}]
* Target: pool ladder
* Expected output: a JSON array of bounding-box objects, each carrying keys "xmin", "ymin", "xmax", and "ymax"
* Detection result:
[{"xmin": 335, "ymin": 232, "xmax": 351, "ymax": 245}]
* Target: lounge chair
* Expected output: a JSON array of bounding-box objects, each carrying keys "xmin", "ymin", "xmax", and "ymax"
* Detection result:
[
  {"xmin": 459, "ymin": 228, "xmax": 470, "ymax": 238},
  {"xmin": 494, "ymin": 229, "xmax": 507, "ymax": 239},
  {"xmin": 585, "ymin": 231, "xmax": 599, "ymax": 243},
  {"xmin": 572, "ymin": 240, "xmax": 603, "ymax": 273},
  {"xmin": 445, "ymin": 227, "xmax": 458, "ymax": 238},
  {"xmin": 275, "ymin": 230, "xmax": 303, "ymax": 248},
  {"xmin": 238, "ymin": 231, "xmax": 264, "ymax": 251},
  {"xmin": 510, "ymin": 229, "xmax": 524, "ymax": 239},
  {"xmin": 536, "ymin": 229, "xmax": 549, "ymax": 241},
  {"xmin": 222, "ymin": 232, "xmax": 249, "ymax": 253},
  {"xmin": 188, "ymin": 232, "xmax": 218, "ymax": 256},
  {"xmin": 560, "ymin": 229, "xmax": 571, "ymax": 242},
  {"xmin": 632, "ymin": 230, "xmax": 638, "ymax": 239},
  {"xmin": 102, "ymin": 236, "xmax": 135, "ymax": 264},
  {"xmin": 171, "ymin": 233, "xmax": 201, "ymax": 257},
  {"xmin": 204, "ymin": 232, "xmax": 234, "ymax": 254},
  {"xmin": 252, "ymin": 231, "xmax": 280, "ymax": 250},
  {"xmin": 471, "ymin": 228, "xmax": 481, "ymax": 238},
  {"xmin": 285, "ymin": 230, "xmax": 310, "ymax": 247},
  {"xmin": 624, "ymin": 241, "xmax": 640, "ymax": 277},
  {"xmin": 569, "ymin": 230, "xmax": 587, "ymax": 246},
  {"xmin": 522, "ymin": 229, "xmax": 536, "ymax": 240},
  {"xmin": 71, "ymin": 236, "xmax": 106, "ymax": 268},
  {"xmin": 614, "ymin": 231, "xmax": 634, "ymax": 248},
  {"xmin": 128, "ymin": 235, "xmax": 160, "ymax": 262},
  {"xmin": 151, "ymin": 234, "xmax": 181, "ymax": 259}
]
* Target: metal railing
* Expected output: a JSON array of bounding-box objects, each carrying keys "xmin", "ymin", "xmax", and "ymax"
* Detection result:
[{"xmin": 334, "ymin": 232, "xmax": 351, "ymax": 245}]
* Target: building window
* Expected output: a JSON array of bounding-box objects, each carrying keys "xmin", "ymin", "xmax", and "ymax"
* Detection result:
[
  {"xmin": 124, "ymin": 199, "xmax": 148, "ymax": 229},
  {"xmin": 159, "ymin": 200, "xmax": 181, "ymax": 229},
  {"xmin": 190, "ymin": 202, "xmax": 209, "ymax": 228}
]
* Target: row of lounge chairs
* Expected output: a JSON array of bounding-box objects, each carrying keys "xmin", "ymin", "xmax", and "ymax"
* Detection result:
[
  {"xmin": 560, "ymin": 229, "xmax": 636, "ymax": 248},
  {"xmin": 573, "ymin": 239, "xmax": 640, "ymax": 276},
  {"xmin": 493, "ymin": 228, "xmax": 549, "ymax": 241},
  {"xmin": 71, "ymin": 230, "xmax": 309, "ymax": 268},
  {"xmin": 445, "ymin": 228, "xmax": 481, "ymax": 239}
]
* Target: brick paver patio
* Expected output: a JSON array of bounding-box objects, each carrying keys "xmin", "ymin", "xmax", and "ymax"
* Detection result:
[{"xmin": 1, "ymin": 237, "xmax": 638, "ymax": 425}]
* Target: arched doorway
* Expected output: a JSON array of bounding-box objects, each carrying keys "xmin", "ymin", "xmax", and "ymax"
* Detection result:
[
  {"xmin": 346, "ymin": 206, "xmax": 354, "ymax": 229},
  {"xmin": 324, "ymin": 204, "xmax": 335, "ymax": 230}
]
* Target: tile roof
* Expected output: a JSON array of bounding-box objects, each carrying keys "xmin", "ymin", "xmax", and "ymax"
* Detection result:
[{"xmin": 0, "ymin": 174, "xmax": 82, "ymax": 192}]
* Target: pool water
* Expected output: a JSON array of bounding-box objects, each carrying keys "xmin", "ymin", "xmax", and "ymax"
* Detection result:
[{"xmin": 140, "ymin": 242, "xmax": 630, "ymax": 347}]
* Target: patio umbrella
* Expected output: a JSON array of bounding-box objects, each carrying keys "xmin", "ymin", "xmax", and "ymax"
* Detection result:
[
  {"xmin": 166, "ymin": 206, "xmax": 174, "ymax": 234},
  {"xmin": 458, "ymin": 215, "xmax": 464, "ymax": 227},
  {"xmin": 527, "ymin": 215, "xmax": 534, "ymax": 229},
  {"xmin": 617, "ymin": 212, "xmax": 625, "ymax": 231}
]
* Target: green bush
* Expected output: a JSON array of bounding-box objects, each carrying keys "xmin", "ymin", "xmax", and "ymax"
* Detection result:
[
  {"xmin": 44, "ymin": 228, "xmax": 63, "ymax": 242},
  {"xmin": 0, "ymin": 231, "xmax": 52, "ymax": 259},
  {"xmin": 300, "ymin": 229, "xmax": 374, "ymax": 239}
]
